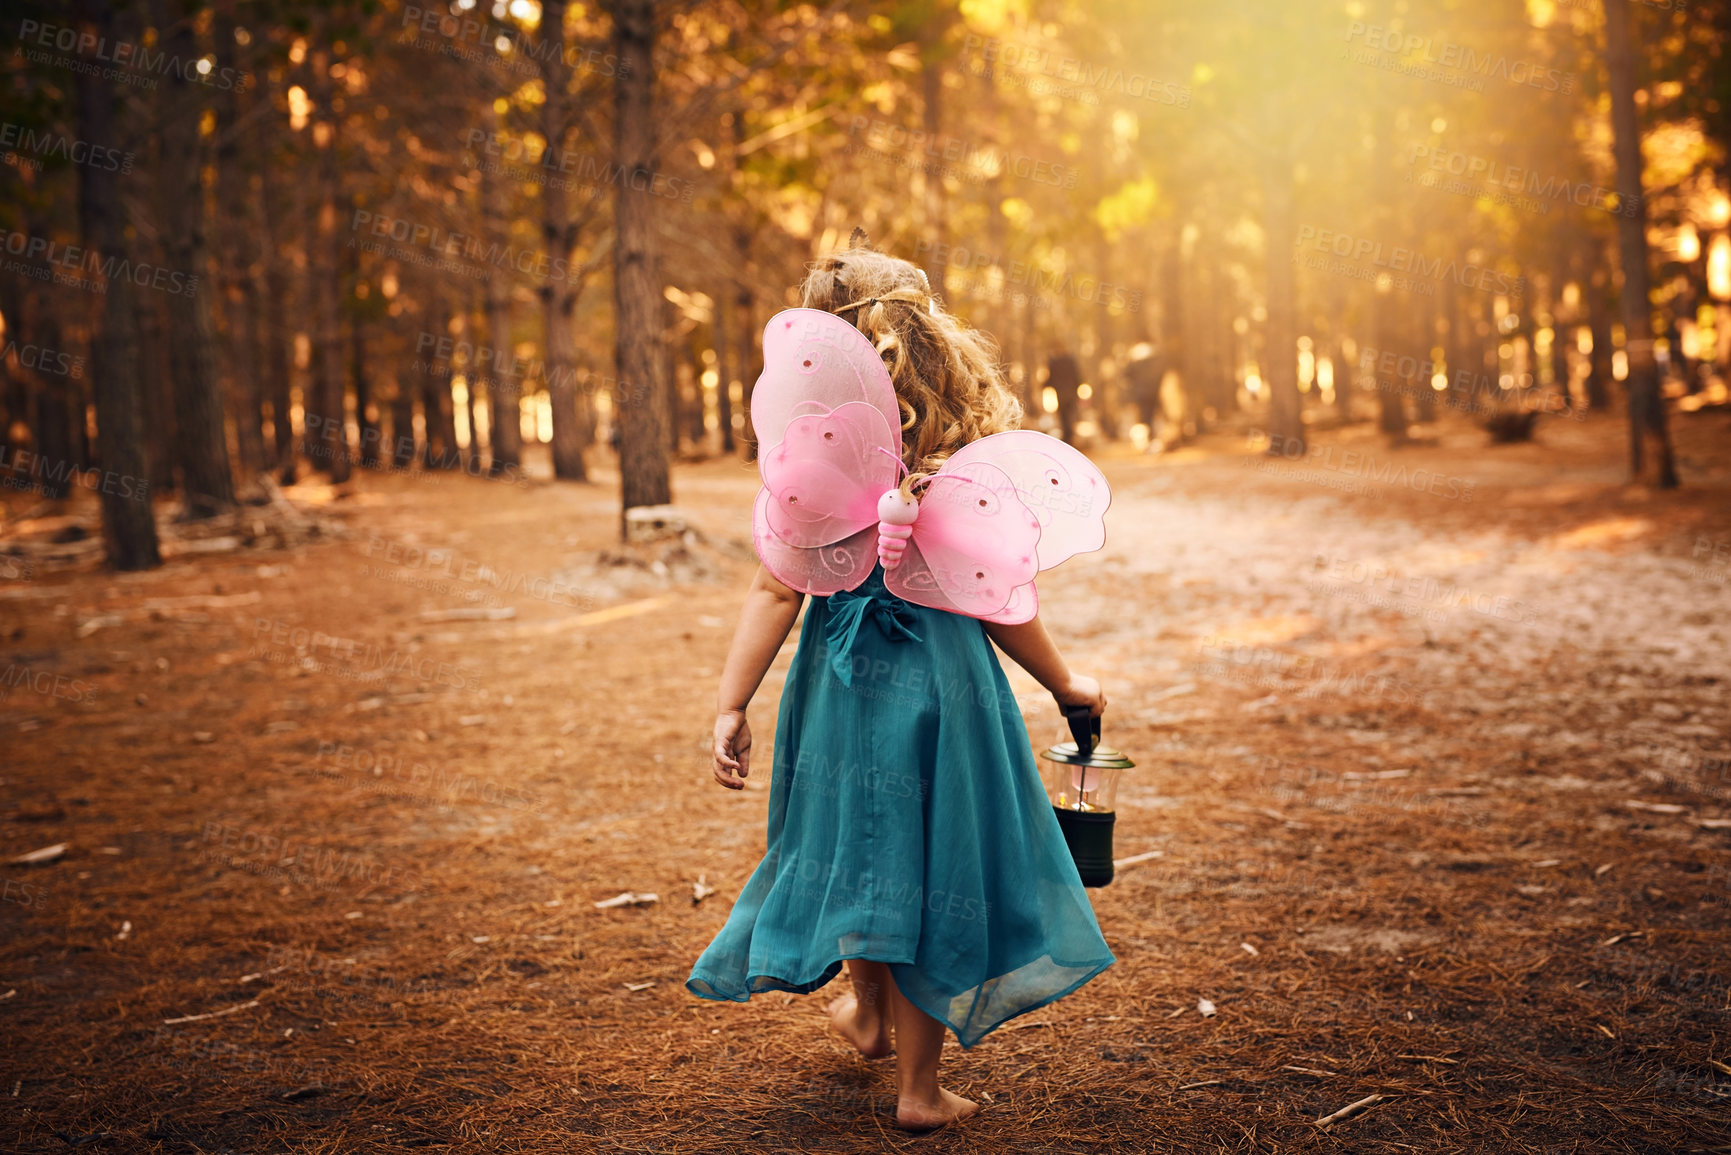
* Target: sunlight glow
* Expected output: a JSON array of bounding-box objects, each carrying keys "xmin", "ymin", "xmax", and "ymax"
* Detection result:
[{"xmin": 1708, "ymin": 234, "xmax": 1731, "ymax": 300}]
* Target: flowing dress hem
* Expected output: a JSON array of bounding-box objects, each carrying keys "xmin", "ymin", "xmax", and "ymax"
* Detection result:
[
  {"xmin": 685, "ymin": 953, "xmax": 915, "ymax": 1003},
  {"xmin": 948, "ymin": 953, "xmax": 1116, "ymax": 1049},
  {"xmin": 686, "ymin": 951, "xmax": 1117, "ymax": 1050}
]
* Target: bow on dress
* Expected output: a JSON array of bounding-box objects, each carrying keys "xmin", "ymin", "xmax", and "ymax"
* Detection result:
[{"xmin": 823, "ymin": 585, "xmax": 923, "ymax": 686}]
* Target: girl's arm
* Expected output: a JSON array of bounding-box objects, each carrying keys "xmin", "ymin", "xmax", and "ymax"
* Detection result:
[
  {"xmin": 711, "ymin": 565, "xmax": 806, "ymax": 790},
  {"xmin": 983, "ymin": 612, "xmax": 1105, "ymax": 716}
]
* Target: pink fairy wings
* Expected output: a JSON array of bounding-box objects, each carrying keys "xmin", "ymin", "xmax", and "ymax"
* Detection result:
[
  {"xmin": 750, "ymin": 309, "xmax": 902, "ymax": 595},
  {"xmin": 751, "ymin": 309, "xmax": 901, "ymax": 455},
  {"xmin": 749, "ymin": 308, "xmax": 1110, "ymax": 620},
  {"xmin": 880, "ymin": 460, "xmax": 1042, "ymax": 621}
]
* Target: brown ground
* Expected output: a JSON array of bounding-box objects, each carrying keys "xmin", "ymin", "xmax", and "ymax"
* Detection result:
[{"xmin": 3, "ymin": 407, "xmax": 1730, "ymax": 1154}]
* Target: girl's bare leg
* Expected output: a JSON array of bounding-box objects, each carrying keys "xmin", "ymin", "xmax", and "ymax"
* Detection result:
[
  {"xmin": 826, "ymin": 959, "xmax": 893, "ymax": 1059},
  {"xmin": 885, "ymin": 971, "xmax": 978, "ymax": 1131}
]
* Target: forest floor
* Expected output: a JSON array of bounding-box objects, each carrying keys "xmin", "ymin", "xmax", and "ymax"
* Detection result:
[{"xmin": 3, "ymin": 405, "xmax": 1731, "ymax": 1154}]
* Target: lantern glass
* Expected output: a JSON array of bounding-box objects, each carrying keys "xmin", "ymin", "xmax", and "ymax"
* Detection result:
[
  {"xmin": 1041, "ymin": 758, "xmax": 1125, "ymax": 813},
  {"xmin": 1039, "ymin": 709, "xmax": 1135, "ymax": 888}
]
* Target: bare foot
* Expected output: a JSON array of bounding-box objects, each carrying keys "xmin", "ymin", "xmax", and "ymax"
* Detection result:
[
  {"xmin": 826, "ymin": 993, "xmax": 892, "ymax": 1059},
  {"xmin": 895, "ymin": 1087, "xmax": 979, "ymax": 1132}
]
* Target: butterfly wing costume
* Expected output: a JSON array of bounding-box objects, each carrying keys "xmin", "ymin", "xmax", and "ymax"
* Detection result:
[
  {"xmin": 750, "ymin": 308, "xmax": 1109, "ymax": 615},
  {"xmin": 687, "ymin": 307, "xmax": 1117, "ymax": 1047}
]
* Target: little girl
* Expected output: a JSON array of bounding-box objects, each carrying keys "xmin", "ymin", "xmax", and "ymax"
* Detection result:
[{"xmin": 686, "ymin": 243, "xmax": 1114, "ymax": 1131}]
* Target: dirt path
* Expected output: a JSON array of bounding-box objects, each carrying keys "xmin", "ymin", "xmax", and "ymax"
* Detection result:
[{"xmin": 3, "ymin": 410, "xmax": 1729, "ymax": 1153}]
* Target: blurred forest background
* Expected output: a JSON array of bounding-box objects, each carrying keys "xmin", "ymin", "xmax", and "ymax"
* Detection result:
[
  {"xmin": 1, "ymin": 0, "xmax": 1727, "ymax": 568},
  {"xmin": 6, "ymin": 5, "xmax": 1731, "ymax": 1150}
]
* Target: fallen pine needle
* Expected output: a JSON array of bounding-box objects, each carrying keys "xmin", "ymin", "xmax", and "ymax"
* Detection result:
[
  {"xmin": 1112, "ymin": 850, "xmax": 1163, "ymax": 869},
  {"xmin": 1282, "ymin": 1065, "xmax": 1336, "ymax": 1076},
  {"xmin": 1178, "ymin": 1080, "xmax": 1221, "ymax": 1090},
  {"xmin": 1600, "ymin": 930, "xmax": 1644, "ymax": 946},
  {"xmin": 1397, "ymin": 1054, "xmax": 1460, "ymax": 1064},
  {"xmin": 1709, "ymin": 1060, "xmax": 1731, "ymax": 1077},
  {"xmin": 1597, "ymin": 1024, "xmax": 1616, "ymax": 1038},
  {"xmin": 161, "ymin": 999, "xmax": 260, "ymax": 1026},
  {"xmin": 1314, "ymin": 1093, "xmax": 1387, "ymax": 1126}
]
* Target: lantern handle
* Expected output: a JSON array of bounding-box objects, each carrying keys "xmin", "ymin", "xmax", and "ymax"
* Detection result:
[{"xmin": 1063, "ymin": 705, "xmax": 1099, "ymax": 759}]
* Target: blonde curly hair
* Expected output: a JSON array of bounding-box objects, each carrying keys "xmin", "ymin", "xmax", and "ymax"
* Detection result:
[{"xmin": 797, "ymin": 240, "xmax": 1023, "ymax": 486}]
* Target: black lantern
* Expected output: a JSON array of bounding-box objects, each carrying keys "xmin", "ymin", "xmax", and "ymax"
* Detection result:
[{"xmin": 1041, "ymin": 706, "xmax": 1135, "ymax": 887}]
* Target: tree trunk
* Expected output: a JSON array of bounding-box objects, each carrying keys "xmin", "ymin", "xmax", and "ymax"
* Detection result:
[
  {"xmin": 1547, "ymin": 266, "xmax": 1572, "ymax": 411},
  {"xmin": 736, "ymin": 280, "xmax": 760, "ymax": 457},
  {"xmin": 308, "ymin": 46, "xmax": 351, "ymax": 484},
  {"xmin": 727, "ymin": 108, "xmax": 761, "ymax": 458},
  {"xmin": 686, "ymin": 334, "xmax": 706, "ymax": 448},
  {"xmin": 1161, "ymin": 235, "xmax": 1193, "ymax": 434},
  {"xmin": 44, "ymin": 309, "xmax": 80, "ymax": 498},
  {"xmin": 0, "ymin": 367, "xmax": 19, "ymax": 475},
  {"xmin": 248, "ymin": 87, "xmax": 294, "ymax": 480},
  {"xmin": 1603, "ymin": 0, "xmax": 1678, "ymax": 486},
  {"xmin": 1374, "ymin": 283, "xmax": 1408, "ymax": 441},
  {"xmin": 1091, "ymin": 233, "xmax": 1120, "ymax": 439},
  {"xmin": 135, "ymin": 294, "xmax": 176, "ymax": 495},
  {"xmin": 714, "ymin": 284, "xmax": 734, "ymax": 453},
  {"xmin": 422, "ymin": 308, "xmax": 459, "ymax": 469},
  {"xmin": 1441, "ymin": 274, "xmax": 1464, "ymax": 419},
  {"xmin": 482, "ymin": 105, "xmax": 524, "ymax": 479},
  {"xmin": 540, "ymin": 0, "xmax": 592, "ymax": 481},
  {"xmin": 918, "ymin": 38, "xmax": 947, "ymax": 299},
  {"xmin": 665, "ymin": 291, "xmax": 681, "ymax": 453},
  {"xmin": 1334, "ymin": 330, "xmax": 1354, "ymax": 421},
  {"xmin": 1204, "ymin": 256, "xmax": 1235, "ymax": 414},
  {"xmin": 389, "ymin": 376, "xmax": 416, "ymax": 470},
  {"xmin": 152, "ymin": 0, "xmax": 235, "ymax": 516},
  {"xmin": 461, "ymin": 337, "xmax": 481, "ymax": 474},
  {"xmin": 352, "ymin": 308, "xmax": 379, "ymax": 469},
  {"xmin": 612, "ymin": 0, "xmax": 672, "ymax": 522},
  {"xmin": 215, "ymin": 1, "xmax": 266, "ymax": 480},
  {"xmin": 76, "ymin": 0, "xmax": 160, "ymax": 568},
  {"xmin": 1586, "ymin": 262, "xmax": 1615, "ymax": 411},
  {"xmin": 980, "ymin": 61, "xmax": 1008, "ymax": 365},
  {"xmin": 262, "ymin": 257, "xmax": 296, "ymax": 478},
  {"xmin": 1412, "ymin": 293, "xmax": 1436, "ymax": 423},
  {"xmin": 1261, "ymin": 153, "xmax": 1303, "ymax": 453}
]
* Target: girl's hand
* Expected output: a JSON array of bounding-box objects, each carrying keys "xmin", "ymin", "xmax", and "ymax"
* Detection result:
[
  {"xmin": 1054, "ymin": 673, "xmax": 1105, "ymax": 717},
  {"xmin": 712, "ymin": 709, "xmax": 753, "ymax": 789}
]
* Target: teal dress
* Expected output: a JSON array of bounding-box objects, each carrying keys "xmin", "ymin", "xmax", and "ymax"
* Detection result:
[{"xmin": 686, "ymin": 565, "xmax": 1115, "ymax": 1048}]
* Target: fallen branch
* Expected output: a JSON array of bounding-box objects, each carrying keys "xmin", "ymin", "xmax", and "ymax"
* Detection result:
[
  {"xmin": 1314, "ymin": 1093, "xmax": 1386, "ymax": 1126},
  {"xmin": 593, "ymin": 892, "xmax": 658, "ymax": 910},
  {"xmin": 9, "ymin": 843, "xmax": 66, "ymax": 866},
  {"xmin": 161, "ymin": 999, "xmax": 260, "ymax": 1026}
]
